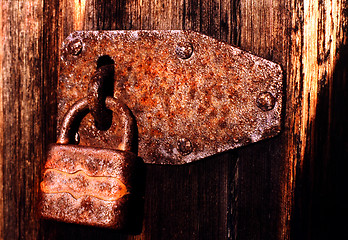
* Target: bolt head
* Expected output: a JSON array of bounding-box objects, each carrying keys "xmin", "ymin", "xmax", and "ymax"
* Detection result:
[
  {"xmin": 177, "ymin": 138, "xmax": 193, "ymax": 155},
  {"xmin": 256, "ymin": 92, "xmax": 276, "ymax": 111},
  {"xmin": 175, "ymin": 42, "xmax": 193, "ymax": 59},
  {"xmin": 68, "ymin": 38, "xmax": 83, "ymax": 56}
]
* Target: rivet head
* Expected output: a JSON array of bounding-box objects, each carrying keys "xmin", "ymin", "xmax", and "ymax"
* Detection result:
[
  {"xmin": 175, "ymin": 42, "xmax": 193, "ymax": 59},
  {"xmin": 177, "ymin": 138, "xmax": 193, "ymax": 155},
  {"xmin": 68, "ymin": 38, "xmax": 83, "ymax": 56},
  {"xmin": 256, "ymin": 92, "xmax": 276, "ymax": 111}
]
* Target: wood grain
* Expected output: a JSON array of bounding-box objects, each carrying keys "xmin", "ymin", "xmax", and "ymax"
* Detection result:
[
  {"xmin": 285, "ymin": 1, "xmax": 347, "ymax": 239},
  {"xmin": 1, "ymin": 1, "xmax": 43, "ymax": 239},
  {"xmin": 0, "ymin": 0, "xmax": 347, "ymax": 239},
  {"xmin": 233, "ymin": 1, "xmax": 292, "ymax": 239}
]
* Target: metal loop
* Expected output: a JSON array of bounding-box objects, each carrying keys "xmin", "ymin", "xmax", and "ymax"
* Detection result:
[
  {"xmin": 87, "ymin": 64, "xmax": 114, "ymax": 130},
  {"xmin": 57, "ymin": 96, "xmax": 135, "ymax": 152}
]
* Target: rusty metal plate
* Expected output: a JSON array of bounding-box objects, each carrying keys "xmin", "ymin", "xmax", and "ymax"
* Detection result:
[{"xmin": 58, "ymin": 30, "xmax": 283, "ymax": 165}]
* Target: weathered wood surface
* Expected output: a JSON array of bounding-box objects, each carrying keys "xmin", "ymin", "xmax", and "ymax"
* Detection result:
[{"xmin": 0, "ymin": 0, "xmax": 347, "ymax": 239}]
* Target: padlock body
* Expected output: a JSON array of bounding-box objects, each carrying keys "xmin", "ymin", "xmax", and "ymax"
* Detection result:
[{"xmin": 39, "ymin": 144, "xmax": 144, "ymax": 229}]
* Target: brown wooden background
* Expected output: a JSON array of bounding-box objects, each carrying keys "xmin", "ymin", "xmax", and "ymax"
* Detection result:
[{"xmin": 0, "ymin": 0, "xmax": 347, "ymax": 239}]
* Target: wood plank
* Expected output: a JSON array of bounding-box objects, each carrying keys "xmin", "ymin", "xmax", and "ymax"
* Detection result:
[
  {"xmin": 137, "ymin": 154, "xmax": 237, "ymax": 240},
  {"xmin": 0, "ymin": 0, "xmax": 347, "ymax": 239},
  {"xmin": 287, "ymin": 0, "xmax": 347, "ymax": 239},
  {"xmin": 327, "ymin": 31, "xmax": 348, "ymax": 239},
  {"xmin": 182, "ymin": 0, "xmax": 200, "ymax": 32},
  {"xmin": 234, "ymin": 0, "xmax": 292, "ymax": 239},
  {"xmin": 233, "ymin": 0, "xmax": 347, "ymax": 239},
  {"xmin": 0, "ymin": 1, "xmax": 44, "ymax": 239}
]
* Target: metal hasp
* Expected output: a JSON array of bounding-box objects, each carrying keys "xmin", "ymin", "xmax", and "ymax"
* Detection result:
[{"xmin": 59, "ymin": 30, "xmax": 283, "ymax": 165}]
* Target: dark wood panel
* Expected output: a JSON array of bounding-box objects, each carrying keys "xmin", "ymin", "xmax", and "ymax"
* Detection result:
[
  {"xmin": 327, "ymin": 42, "xmax": 348, "ymax": 239},
  {"xmin": 231, "ymin": 1, "xmax": 292, "ymax": 239},
  {"xmin": 141, "ymin": 154, "xmax": 237, "ymax": 240},
  {"xmin": 1, "ymin": 0, "xmax": 347, "ymax": 240}
]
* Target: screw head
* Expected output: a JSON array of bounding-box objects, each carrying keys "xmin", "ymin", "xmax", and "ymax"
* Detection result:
[
  {"xmin": 68, "ymin": 38, "xmax": 83, "ymax": 56},
  {"xmin": 177, "ymin": 138, "xmax": 193, "ymax": 155},
  {"xmin": 256, "ymin": 92, "xmax": 276, "ymax": 111},
  {"xmin": 175, "ymin": 42, "xmax": 193, "ymax": 59}
]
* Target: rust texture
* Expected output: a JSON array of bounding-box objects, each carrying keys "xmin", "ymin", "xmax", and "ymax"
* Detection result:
[
  {"xmin": 41, "ymin": 169, "xmax": 128, "ymax": 201},
  {"xmin": 39, "ymin": 145, "xmax": 143, "ymax": 229},
  {"xmin": 58, "ymin": 30, "xmax": 283, "ymax": 164},
  {"xmin": 40, "ymin": 96, "xmax": 144, "ymax": 229},
  {"xmin": 57, "ymin": 97, "xmax": 136, "ymax": 153}
]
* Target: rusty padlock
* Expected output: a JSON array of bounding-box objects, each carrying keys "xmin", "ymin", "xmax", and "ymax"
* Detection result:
[{"xmin": 39, "ymin": 96, "xmax": 144, "ymax": 229}]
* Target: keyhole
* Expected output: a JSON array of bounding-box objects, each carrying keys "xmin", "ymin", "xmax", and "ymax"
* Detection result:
[{"xmin": 96, "ymin": 55, "xmax": 115, "ymax": 99}]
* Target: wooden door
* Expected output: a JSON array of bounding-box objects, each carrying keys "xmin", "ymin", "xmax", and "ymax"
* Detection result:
[{"xmin": 0, "ymin": 1, "xmax": 347, "ymax": 239}]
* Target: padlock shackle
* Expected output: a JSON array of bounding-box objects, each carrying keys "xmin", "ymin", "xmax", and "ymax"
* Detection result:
[{"xmin": 57, "ymin": 97, "xmax": 135, "ymax": 152}]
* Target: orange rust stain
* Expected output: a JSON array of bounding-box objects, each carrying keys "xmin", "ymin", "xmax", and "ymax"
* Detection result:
[
  {"xmin": 40, "ymin": 169, "xmax": 128, "ymax": 201},
  {"xmin": 151, "ymin": 129, "xmax": 163, "ymax": 138},
  {"xmin": 155, "ymin": 111, "xmax": 164, "ymax": 119},
  {"xmin": 140, "ymin": 95, "xmax": 158, "ymax": 107}
]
